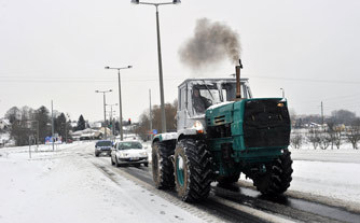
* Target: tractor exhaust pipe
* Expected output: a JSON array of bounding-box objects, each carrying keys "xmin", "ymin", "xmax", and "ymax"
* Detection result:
[{"xmin": 235, "ymin": 59, "xmax": 243, "ymax": 99}]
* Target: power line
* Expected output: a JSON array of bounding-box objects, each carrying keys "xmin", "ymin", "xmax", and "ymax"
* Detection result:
[
  {"xmin": 0, "ymin": 78, "xmax": 184, "ymax": 84},
  {"xmin": 251, "ymin": 75, "xmax": 360, "ymax": 85}
]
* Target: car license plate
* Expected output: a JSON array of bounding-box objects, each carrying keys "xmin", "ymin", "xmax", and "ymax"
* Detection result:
[{"xmin": 130, "ymin": 157, "xmax": 139, "ymax": 161}]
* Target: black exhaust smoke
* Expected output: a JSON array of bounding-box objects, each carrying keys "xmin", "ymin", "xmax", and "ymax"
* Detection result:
[{"xmin": 178, "ymin": 18, "xmax": 241, "ymax": 70}]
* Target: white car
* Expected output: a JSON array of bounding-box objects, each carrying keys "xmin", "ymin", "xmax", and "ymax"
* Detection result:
[{"xmin": 111, "ymin": 140, "xmax": 149, "ymax": 167}]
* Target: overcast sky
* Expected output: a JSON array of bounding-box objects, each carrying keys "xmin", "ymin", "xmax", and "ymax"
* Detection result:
[{"xmin": 1, "ymin": 0, "xmax": 360, "ymax": 122}]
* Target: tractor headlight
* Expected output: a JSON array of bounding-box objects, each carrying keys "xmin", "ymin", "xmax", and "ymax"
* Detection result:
[{"xmin": 193, "ymin": 121, "xmax": 204, "ymax": 134}]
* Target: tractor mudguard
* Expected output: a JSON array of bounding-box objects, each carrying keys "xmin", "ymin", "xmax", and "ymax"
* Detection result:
[{"xmin": 152, "ymin": 132, "xmax": 177, "ymax": 144}]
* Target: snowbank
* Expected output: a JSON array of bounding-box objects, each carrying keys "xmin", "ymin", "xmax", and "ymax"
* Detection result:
[{"xmin": 0, "ymin": 142, "xmax": 206, "ymax": 223}]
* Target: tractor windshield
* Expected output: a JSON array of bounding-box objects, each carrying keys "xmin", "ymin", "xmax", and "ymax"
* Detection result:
[
  {"xmin": 221, "ymin": 83, "xmax": 237, "ymax": 101},
  {"xmin": 193, "ymin": 84, "xmax": 221, "ymax": 114},
  {"xmin": 192, "ymin": 82, "xmax": 249, "ymax": 114},
  {"xmin": 221, "ymin": 82, "xmax": 250, "ymax": 100}
]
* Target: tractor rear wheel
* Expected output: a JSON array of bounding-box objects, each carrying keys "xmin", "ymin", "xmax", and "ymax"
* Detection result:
[
  {"xmin": 174, "ymin": 139, "xmax": 212, "ymax": 202},
  {"xmin": 253, "ymin": 150, "xmax": 293, "ymax": 195},
  {"xmin": 152, "ymin": 141, "xmax": 175, "ymax": 189}
]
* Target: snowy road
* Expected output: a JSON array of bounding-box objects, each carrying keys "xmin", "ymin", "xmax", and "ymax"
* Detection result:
[{"xmin": 1, "ymin": 142, "xmax": 360, "ymax": 223}]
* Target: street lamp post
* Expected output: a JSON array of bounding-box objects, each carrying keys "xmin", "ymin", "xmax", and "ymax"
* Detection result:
[
  {"xmin": 131, "ymin": 0, "xmax": 181, "ymax": 133},
  {"xmin": 106, "ymin": 103, "xmax": 118, "ymax": 140},
  {"xmin": 105, "ymin": 66, "xmax": 132, "ymax": 141},
  {"xmin": 95, "ymin": 89, "xmax": 112, "ymax": 139}
]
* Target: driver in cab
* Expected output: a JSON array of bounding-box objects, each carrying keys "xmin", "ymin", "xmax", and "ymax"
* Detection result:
[{"xmin": 193, "ymin": 88, "xmax": 211, "ymax": 113}]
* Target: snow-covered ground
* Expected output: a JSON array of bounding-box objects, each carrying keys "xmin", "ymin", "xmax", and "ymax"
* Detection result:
[
  {"xmin": 0, "ymin": 141, "xmax": 359, "ymax": 222},
  {"xmin": 0, "ymin": 142, "xmax": 209, "ymax": 223}
]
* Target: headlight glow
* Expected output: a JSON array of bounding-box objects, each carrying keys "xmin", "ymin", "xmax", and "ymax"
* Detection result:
[
  {"xmin": 193, "ymin": 121, "xmax": 204, "ymax": 134},
  {"xmin": 140, "ymin": 152, "xmax": 148, "ymax": 156},
  {"xmin": 118, "ymin": 152, "xmax": 126, "ymax": 158}
]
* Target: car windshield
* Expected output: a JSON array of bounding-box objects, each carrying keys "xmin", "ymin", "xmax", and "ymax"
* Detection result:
[
  {"xmin": 97, "ymin": 141, "xmax": 112, "ymax": 146},
  {"xmin": 117, "ymin": 141, "xmax": 142, "ymax": 150}
]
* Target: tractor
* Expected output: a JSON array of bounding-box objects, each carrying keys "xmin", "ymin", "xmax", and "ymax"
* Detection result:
[{"xmin": 151, "ymin": 60, "xmax": 293, "ymax": 202}]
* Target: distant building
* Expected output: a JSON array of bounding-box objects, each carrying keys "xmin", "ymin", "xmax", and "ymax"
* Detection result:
[
  {"xmin": 0, "ymin": 118, "xmax": 10, "ymax": 130},
  {"xmin": 70, "ymin": 128, "xmax": 107, "ymax": 140}
]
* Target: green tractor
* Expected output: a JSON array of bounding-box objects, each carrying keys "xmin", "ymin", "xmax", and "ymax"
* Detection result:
[{"xmin": 152, "ymin": 61, "xmax": 293, "ymax": 202}]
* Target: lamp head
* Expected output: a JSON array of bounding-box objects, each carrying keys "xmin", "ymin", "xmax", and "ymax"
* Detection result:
[
  {"xmin": 131, "ymin": 0, "xmax": 139, "ymax": 4},
  {"xmin": 95, "ymin": 90, "xmax": 99, "ymax": 93},
  {"xmin": 105, "ymin": 66, "xmax": 110, "ymax": 69},
  {"xmin": 173, "ymin": 0, "xmax": 181, "ymax": 4},
  {"xmin": 109, "ymin": 89, "xmax": 113, "ymax": 92},
  {"xmin": 128, "ymin": 65, "xmax": 132, "ymax": 68}
]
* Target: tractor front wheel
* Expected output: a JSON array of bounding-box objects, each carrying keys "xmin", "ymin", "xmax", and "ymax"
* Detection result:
[
  {"xmin": 152, "ymin": 141, "xmax": 175, "ymax": 189},
  {"xmin": 174, "ymin": 139, "xmax": 212, "ymax": 202},
  {"xmin": 253, "ymin": 150, "xmax": 293, "ymax": 195}
]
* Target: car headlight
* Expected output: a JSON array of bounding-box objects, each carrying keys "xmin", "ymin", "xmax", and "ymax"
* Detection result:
[
  {"xmin": 193, "ymin": 120, "xmax": 204, "ymax": 134},
  {"xmin": 117, "ymin": 152, "xmax": 126, "ymax": 158},
  {"xmin": 140, "ymin": 152, "xmax": 148, "ymax": 156}
]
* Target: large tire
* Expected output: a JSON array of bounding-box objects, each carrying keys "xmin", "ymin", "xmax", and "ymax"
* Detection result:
[
  {"xmin": 253, "ymin": 150, "xmax": 293, "ymax": 195},
  {"xmin": 174, "ymin": 139, "xmax": 212, "ymax": 202},
  {"xmin": 152, "ymin": 142, "xmax": 175, "ymax": 189}
]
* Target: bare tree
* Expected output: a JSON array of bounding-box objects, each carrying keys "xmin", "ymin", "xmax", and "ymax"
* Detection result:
[
  {"xmin": 326, "ymin": 120, "xmax": 335, "ymax": 149},
  {"xmin": 137, "ymin": 113, "xmax": 151, "ymax": 141},
  {"xmin": 345, "ymin": 118, "xmax": 360, "ymax": 149},
  {"xmin": 307, "ymin": 128, "xmax": 321, "ymax": 150},
  {"xmin": 35, "ymin": 106, "xmax": 51, "ymax": 143},
  {"xmin": 5, "ymin": 106, "xmax": 21, "ymax": 124},
  {"xmin": 334, "ymin": 130, "xmax": 342, "ymax": 149},
  {"xmin": 319, "ymin": 131, "xmax": 331, "ymax": 150},
  {"xmin": 290, "ymin": 131, "xmax": 303, "ymax": 149},
  {"xmin": 138, "ymin": 100, "xmax": 178, "ymax": 141},
  {"xmin": 331, "ymin": 109, "xmax": 356, "ymax": 126}
]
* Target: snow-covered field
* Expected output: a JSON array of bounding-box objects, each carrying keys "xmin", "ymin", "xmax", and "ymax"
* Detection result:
[
  {"xmin": 0, "ymin": 141, "xmax": 359, "ymax": 222},
  {"xmin": 0, "ymin": 142, "xmax": 208, "ymax": 223},
  {"xmin": 288, "ymin": 147, "xmax": 360, "ymax": 212}
]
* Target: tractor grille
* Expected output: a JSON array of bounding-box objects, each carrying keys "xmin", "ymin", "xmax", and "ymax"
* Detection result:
[{"xmin": 243, "ymin": 99, "xmax": 290, "ymax": 148}]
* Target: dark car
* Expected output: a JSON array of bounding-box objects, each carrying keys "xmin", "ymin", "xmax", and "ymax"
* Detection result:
[{"xmin": 95, "ymin": 140, "xmax": 113, "ymax": 157}]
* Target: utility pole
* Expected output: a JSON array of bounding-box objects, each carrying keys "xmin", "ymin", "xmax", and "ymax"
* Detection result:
[
  {"xmin": 51, "ymin": 100, "xmax": 54, "ymax": 151},
  {"xmin": 105, "ymin": 66, "xmax": 132, "ymax": 141},
  {"xmin": 110, "ymin": 106, "xmax": 113, "ymax": 140},
  {"xmin": 155, "ymin": 4, "xmax": 166, "ymax": 133},
  {"xmin": 131, "ymin": 0, "xmax": 181, "ymax": 133},
  {"xmin": 106, "ymin": 103, "xmax": 117, "ymax": 141},
  {"xmin": 149, "ymin": 89, "xmax": 153, "ymax": 140},
  {"xmin": 321, "ymin": 101, "xmax": 324, "ymax": 125},
  {"xmin": 95, "ymin": 90, "xmax": 112, "ymax": 139}
]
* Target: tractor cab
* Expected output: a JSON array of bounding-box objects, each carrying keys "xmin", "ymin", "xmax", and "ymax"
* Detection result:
[{"xmin": 177, "ymin": 78, "xmax": 252, "ymax": 131}]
